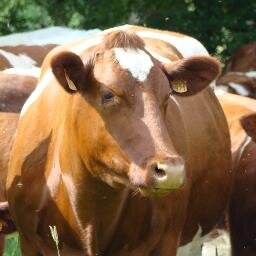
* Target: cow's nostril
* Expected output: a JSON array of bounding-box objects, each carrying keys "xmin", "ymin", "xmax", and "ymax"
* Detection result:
[{"xmin": 153, "ymin": 164, "xmax": 166, "ymax": 178}]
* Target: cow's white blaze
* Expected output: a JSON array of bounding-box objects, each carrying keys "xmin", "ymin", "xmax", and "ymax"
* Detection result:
[
  {"xmin": 114, "ymin": 47, "xmax": 154, "ymax": 82},
  {"xmin": 136, "ymin": 31, "xmax": 209, "ymax": 58},
  {"xmin": 0, "ymin": 49, "xmax": 37, "ymax": 68}
]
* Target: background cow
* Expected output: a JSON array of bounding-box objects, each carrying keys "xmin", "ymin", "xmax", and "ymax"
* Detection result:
[
  {"xmin": 7, "ymin": 25, "xmax": 233, "ymax": 255},
  {"xmin": 217, "ymin": 92, "xmax": 256, "ymax": 256},
  {"xmin": 216, "ymin": 42, "xmax": 256, "ymax": 98},
  {"xmin": 0, "ymin": 27, "xmax": 100, "ymax": 70},
  {"xmin": 0, "ymin": 68, "xmax": 39, "ymax": 113},
  {"xmin": 0, "ymin": 112, "xmax": 19, "ymax": 254}
]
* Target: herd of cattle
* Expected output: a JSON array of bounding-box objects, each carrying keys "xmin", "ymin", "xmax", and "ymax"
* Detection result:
[{"xmin": 0, "ymin": 25, "xmax": 255, "ymax": 255}]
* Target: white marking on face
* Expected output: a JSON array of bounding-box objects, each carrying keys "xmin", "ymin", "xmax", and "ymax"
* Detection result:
[
  {"xmin": 0, "ymin": 49, "xmax": 37, "ymax": 68},
  {"xmin": 246, "ymin": 70, "xmax": 256, "ymax": 78},
  {"xmin": 136, "ymin": 31, "xmax": 209, "ymax": 58},
  {"xmin": 3, "ymin": 67, "xmax": 41, "ymax": 77},
  {"xmin": 228, "ymin": 82, "xmax": 249, "ymax": 96},
  {"xmin": 114, "ymin": 47, "xmax": 154, "ymax": 82},
  {"xmin": 145, "ymin": 47, "xmax": 172, "ymax": 63}
]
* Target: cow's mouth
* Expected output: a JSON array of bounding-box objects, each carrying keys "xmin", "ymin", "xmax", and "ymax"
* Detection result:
[{"xmin": 137, "ymin": 186, "xmax": 174, "ymax": 197}]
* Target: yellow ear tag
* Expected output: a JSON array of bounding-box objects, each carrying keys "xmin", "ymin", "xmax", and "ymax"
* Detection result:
[
  {"xmin": 64, "ymin": 70, "xmax": 77, "ymax": 91},
  {"xmin": 172, "ymin": 80, "xmax": 188, "ymax": 93}
]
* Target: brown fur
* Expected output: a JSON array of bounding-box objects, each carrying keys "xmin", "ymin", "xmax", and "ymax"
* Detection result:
[
  {"xmin": 7, "ymin": 26, "xmax": 233, "ymax": 255},
  {"xmin": 103, "ymin": 30, "xmax": 145, "ymax": 50},
  {"xmin": 218, "ymin": 93, "xmax": 256, "ymax": 256},
  {"xmin": 216, "ymin": 71, "xmax": 256, "ymax": 99},
  {"xmin": 0, "ymin": 72, "xmax": 37, "ymax": 112},
  {"xmin": 226, "ymin": 42, "xmax": 256, "ymax": 72}
]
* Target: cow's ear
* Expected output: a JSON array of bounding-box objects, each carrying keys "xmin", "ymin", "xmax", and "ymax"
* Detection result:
[
  {"xmin": 240, "ymin": 113, "xmax": 256, "ymax": 142},
  {"xmin": 51, "ymin": 51, "xmax": 91, "ymax": 93},
  {"xmin": 163, "ymin": 56, "xmax": 221, "ymax": 96}
]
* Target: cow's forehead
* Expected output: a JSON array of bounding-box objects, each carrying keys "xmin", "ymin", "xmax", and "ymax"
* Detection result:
[{"xmin": 113, "ymin": 47, "xmax": 154, "ymax": 82}]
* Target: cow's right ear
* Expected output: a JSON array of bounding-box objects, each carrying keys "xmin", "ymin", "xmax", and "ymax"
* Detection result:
[
  {"xmin": 240, "ymin": 113, "xmax": 256, "ymax": 142},
  {"xmin": 51, "ymin": 51, "xmax": 91, "ymax": 93}
]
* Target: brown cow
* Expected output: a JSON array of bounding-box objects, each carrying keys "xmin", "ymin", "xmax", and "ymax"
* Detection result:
[
  {"xmin": 0, "ymin": 26, "xmax": 101, "ymax": 70},
  {"xmin": 216, "ymin": 71, "xmax": 256, "ymax": 99},
  {"xmin": 0, "ymin": 68, "xmax": 38, "ymax": 113},
  {"xmin": 7, "ymin": 25, "xmax": 232, "ymax": 255},
  {"xmin": 217, "ymin": 92, "xmax": 256, "ymax": 256},
  {"xmin": 0, "ymin": 112, "xmax": 19, "ymax": 254},
  {"xmin": 226, "ymin": 42, "xmax": 256, "ymax": 73}
]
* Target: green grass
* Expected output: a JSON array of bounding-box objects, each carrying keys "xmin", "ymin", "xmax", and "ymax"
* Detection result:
[{"xmin": 3, "ymin": 233, "xmax": 21, "ymax": 256}]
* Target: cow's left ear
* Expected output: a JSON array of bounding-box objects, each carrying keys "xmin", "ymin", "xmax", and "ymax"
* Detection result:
[
  {"xmin": 51, "ymin": 51, "xmax": 91, "ymax": 93},
  {"xmin": 163, "ymin": 56, "xmax": 221, "ymax": 96},
  {"xmin": 240, "ymin": 113, "xmax": 256, "ymax": 142}
]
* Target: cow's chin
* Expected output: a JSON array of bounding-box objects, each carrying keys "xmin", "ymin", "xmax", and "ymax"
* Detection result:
[{"xmin": 138, "ymin": 187, "xmax": 174, "ymax": 197}]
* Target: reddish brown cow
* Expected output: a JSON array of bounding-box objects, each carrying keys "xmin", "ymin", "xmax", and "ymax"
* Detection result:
[
  {"xmin": 216, "ymin": 71, "xmax": 256, "ymax": 99},
  {"xmin": 226, "ymin": 42, "xmax": 256, "ymax": 73},
  {"xmin": 216, "ymin": 42, "xmax": 256, "ymax": 98},
  {"xmin": 217, "ymin": 92, "xmax": 256, "ymax": 256},
  {"xmin": 0, "ymin": 112, "xmax": 19, "ymax": 254},
  {"xmin": 7, "ymin": 25, "xmax": 233, "ymax": 255},
  {"xmin": 0, "ymin": 69, "xmax": 38, "ymax": 112}
]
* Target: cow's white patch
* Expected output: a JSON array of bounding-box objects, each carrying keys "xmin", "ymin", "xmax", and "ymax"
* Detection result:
[
  {"xmin": 246, "ymin": 70, "xmax": 256, "ymax": 78},
  {"xmin": 20, "ymin": 70, "xmax": 53, "ymax": 116},
  {"xmin": 202, "ymin": 230, "xmax": 231, "ymax": 256},
  {"xmin": 228, "ymin": 82, "xmax": 249, "ymax": 96},
  {"xmin": 3, "ymin": 67, "xmax": 41, "ymax": 77},
  {"xmin": 145, "ymin": 47, "xmax": 172, "ymax": 63},
  {"xmin": 177, "ymin": 226, "xmax": 206, "ymax": 256},
  {"xmin": 136, "ymin": 31, "xmax": 209, "ymax": 58},
  {"xmin": 0, "ymin": 49, "xmax": 37, "ymax": 68},
  {"xmin": 114, "ymin": 47, "xmax": 154, "ymax": 82}
]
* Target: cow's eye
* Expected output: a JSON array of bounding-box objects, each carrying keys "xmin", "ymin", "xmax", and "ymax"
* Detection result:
[{"xmin": 101, "ymin": 90, "xmax": 115, "ymax": 104}]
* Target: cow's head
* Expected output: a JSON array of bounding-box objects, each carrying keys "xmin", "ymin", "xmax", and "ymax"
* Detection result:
[{"xmin": 51, "ymin": 31, "xmax": 220, "ymax": 195}]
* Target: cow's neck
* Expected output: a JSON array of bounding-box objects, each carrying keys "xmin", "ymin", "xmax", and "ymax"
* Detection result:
[{"xmin": 58, "ymin": 133, "xmax": 129, "ymax": 253}]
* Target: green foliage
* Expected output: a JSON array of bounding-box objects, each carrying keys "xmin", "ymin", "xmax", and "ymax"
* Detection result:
[
  {"xmin": 0, "ymin": 0, "xmax": 255, "ymax": 63},
  {"xmin": 4, "ymin": 233, "xmax": 21, "ymax": 256}
]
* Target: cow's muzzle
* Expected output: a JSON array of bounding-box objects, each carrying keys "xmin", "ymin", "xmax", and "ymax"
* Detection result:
[{"xmin": 129, "ymin": 156, "xmax": 186, "ymax": 195}]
